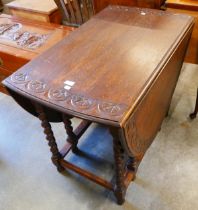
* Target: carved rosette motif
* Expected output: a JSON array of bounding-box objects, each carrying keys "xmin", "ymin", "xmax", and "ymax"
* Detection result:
[
  {"xmin": 9, "ymin": 73, "xmax": 127, "ymax": 118},
  {"xmin": 11, "ymin": 72, "xmax": 29, "ymax": 84},
  {"xmin": 71, "ymin": 95, "xmax": 95, "ymax": 110},
  {"xmin": 27, "ymin": 80, "xmax": 47, "ymax": 93},
  {"xmin": 48, "ymin": 89, "xmax": 70, "ymax": 101},
  {"xmin": 124, "ymin": 115, "xmax": 150, "ymax": 156},
  {"xmin": 98, "ymin": 102, "xmax": 124, "ymax": 116}
]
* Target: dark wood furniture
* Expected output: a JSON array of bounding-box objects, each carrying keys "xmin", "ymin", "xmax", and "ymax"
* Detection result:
[
  {"xmin": 54, "ymin": 0, "xmax": 95, "ymax": 27},
  {"xmin": 165, "ymin": 0, "xmax": 198, "ymax": 64},
  {"xmin": 93, "ymin": 0, "xmax": 166, "ymax": 12},
  {"xmin": 190, "ymin": 88, "xmax": 198, "ymax": 119},
  {"xmin": 2, "ymin": 6, "xmax": 194, "ymax": 204},
  {"xmin": 0, "ymin": 0, "xmax": 3, "ymax": 12},
  {"xmin": 0, "ymin": 14, "xmax": 73, "ymax": 94}
]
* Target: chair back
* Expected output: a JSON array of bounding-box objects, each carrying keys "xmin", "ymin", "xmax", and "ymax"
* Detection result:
[{"xmin": 54, "ymin": 0, "xmax": 95, "ymax": 27}]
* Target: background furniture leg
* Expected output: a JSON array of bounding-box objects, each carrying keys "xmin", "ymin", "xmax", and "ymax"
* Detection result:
[
  {"xmin": 34, "ymin": 103, "xmax": 64, "ymax": 172},
  {"xmin": 190, "ymin": 88, "xmax": 198, "ymax": 119}
]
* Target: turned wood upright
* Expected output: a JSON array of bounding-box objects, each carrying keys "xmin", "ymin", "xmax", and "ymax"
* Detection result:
[{"xmin": 2, "ymin": 6, "xmax": 194, "ymax": 204}]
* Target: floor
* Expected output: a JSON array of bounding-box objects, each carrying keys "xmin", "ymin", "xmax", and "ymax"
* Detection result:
[{"xmin": 0, "ymin": 63, "xmax": 198, "ymax": 210}]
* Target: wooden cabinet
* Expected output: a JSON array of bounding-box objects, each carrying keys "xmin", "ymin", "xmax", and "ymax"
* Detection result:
[
  {"xmin": 0, "ymin": 14, "xmax": 73, "ymax": 94},
  {"xmin": 6, "ymin": 0, "xmax": 61, "ymax": 24},
  {"xmin": 166, "ymin": 0, "xmax": 198, "ymax": 64},
  {"xmin": 93, "ymin": 0, "xmax": 165, "ymax": 13}
]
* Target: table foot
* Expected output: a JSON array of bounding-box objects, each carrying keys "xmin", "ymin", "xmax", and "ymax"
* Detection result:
[
  {"xmin": 189, "ymin": 88, "xmax": 198, "ymax": 119},
  {"xmin": 166, "ymin": 112, "xmax": 169, "ymax": 117},
  {"xmin": 115, "ymin": 190, "xmax": 125, "ymax": 205},
  {"xmin": 72, "ymin": 147, "xmax": 80, "ymax": 154},
  {"xmin": 34, "ymin": 103, "xmax": 64, "ymax": 172},
  {"xmin": 190, "ymin": 112, "xmax": 197, "ymax": 119}
]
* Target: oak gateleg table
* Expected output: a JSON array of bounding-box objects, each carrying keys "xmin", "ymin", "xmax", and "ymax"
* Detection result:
[{"xmin": 2, "ymin": 6, "xmax": 194, "ymax": 204}]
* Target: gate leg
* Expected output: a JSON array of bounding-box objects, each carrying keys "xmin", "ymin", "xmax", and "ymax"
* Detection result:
[
  {"xmin": 62, "ymin": 114, "xmax": 79, "ymax": 153},
  {"xmin": 110, "ymin": 128, "xmax": 126, "ymax": 205},
  {"xmin": 34, "ymin": 103, "xmax": 64, "ymax": 172}
]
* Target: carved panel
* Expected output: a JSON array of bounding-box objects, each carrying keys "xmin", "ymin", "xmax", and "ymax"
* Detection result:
[
  {"xmin": 0, "ymin": 23, "xmax": 22, "ymax": 35},
  {"xmin": 0, "ymin": 23, "xmax": 49, "ymax": 49}
]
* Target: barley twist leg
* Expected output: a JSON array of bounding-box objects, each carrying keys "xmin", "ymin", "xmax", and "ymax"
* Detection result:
[
  {"xmin": 111, "ymin": 128, "xmax": 126, "ymax": 205},
  {"xmin": 62, "ymin": 114, "xmax": 79, "ymax": 153},
  {"xmin": 35, "ymin": 103, "xmax": 64, "ymax": 172}
]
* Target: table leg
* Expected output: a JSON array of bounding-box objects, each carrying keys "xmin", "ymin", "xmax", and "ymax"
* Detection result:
[
  {"xmin": 111, "ymin": 128, "xmax": 126, "ymax": 205},
  {"xmin": 34, "ymin": 103, "xmax": 64, "ymax": 172},
  {"xmin": 62, "ymin": 114, "xmax": 79, "ymax": 153},
  {"xmin": 190, "ymin": 88, "xmax": 198, "ymax": 119}
]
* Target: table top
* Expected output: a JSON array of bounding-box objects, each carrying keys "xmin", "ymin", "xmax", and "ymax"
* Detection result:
[
  {"xmin": 6, "ymin": 0, "xmax": 58, "ymax": 14},
  {"xmin": 0, "ymin": 14, "xmax": 73, "ymax": 61},
  {"xmin": 3, "ymin": 6, "xmax": 194, "ymax": 126}
]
